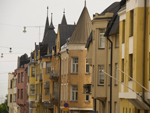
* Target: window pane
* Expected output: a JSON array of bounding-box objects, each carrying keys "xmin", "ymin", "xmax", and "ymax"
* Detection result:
[{"xmin": 76, "ymin": 64, "xmax": 78, "ymax": 73}]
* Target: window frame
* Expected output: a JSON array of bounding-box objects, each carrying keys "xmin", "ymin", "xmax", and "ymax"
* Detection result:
[
  {"xmin": 86, "ymin": 59, "xmax": 90, "ymax": 74},
  {"xmin": 99, "ymin": 29, "xmax": 105, "ymax": 49},
  {"xmin": 71, "ymin": 85, "xmax": 78, "ymax": 101},
  {"xmin": 21, "ymin": 72, "xmax": 24, "ymax": 83},
  {"xmin": 71, "ymin": 57, "xmax": 78, "ymax": 74},
  {"xmin": 85, "ymin": 95, "xmax": 90, "ymax": 102},
  {"xmin": 46, "ymin": 62, "xmax": 51, "ymax": 74},
  {"xmin": 21, "ymin": 89, "xmax": 23, "ymax": 99},
  {"xmin": 98, "ymin": 65, "xmax": 104, "ymax": 85},
  {"xmin": 18, "ymin": 73, "xmax": 20, "ymax": 83},
  {"xmin": 31, "ymin": 67, "xmax": 35, "ymax": 77}
]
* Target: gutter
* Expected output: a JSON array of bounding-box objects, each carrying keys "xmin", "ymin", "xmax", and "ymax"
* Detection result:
[{"xmin": 142, "ymin": 0, "xmax": 150, "ymax": 108}]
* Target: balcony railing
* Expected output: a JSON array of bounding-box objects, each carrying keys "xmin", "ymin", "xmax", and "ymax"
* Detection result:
[
  {"xmin": 44, "ymin": 81, "xmax": 50, "ymax": 89},
  {"xmin": 83, "ymin": 84, "xmax": 91, "ymax": 94},
  {"xmin": 49, "ymin": 70, "xmax": 59, "ymax": 79},
  {"xmin": 50, "ymin": 93, "xmax": 58, "ymax": 104},
  {"xmin": 30, "ymin": 84, "xmax": 35, "ymax": 91},
  {"xmin": 44, "ymin": 101, "xmax": 54, "ymax": 109},
  {"xmin": 39, "ymin": 73, "xmax": 43, "ymax": 81},
  {"xmin": 29, "ymin": 101, "xmax": 37, "ymax": 108},
  {"xmin": 39, "ymin": 94, "xmax": 42, "ymax": 101}
]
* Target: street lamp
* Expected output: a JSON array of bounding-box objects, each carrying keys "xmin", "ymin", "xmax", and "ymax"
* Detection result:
[
  {"xmin": 9, "ymin": 48, "xmax": 12, "ymax": 53},
  {"xmin": 23, "ymin": 27, "xmax": 26, "ymax": 33}
]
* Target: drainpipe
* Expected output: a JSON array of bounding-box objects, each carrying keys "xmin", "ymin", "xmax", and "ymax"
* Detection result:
[
  {"xmin": 142, "ymin": 0, "xmax": 150, "ymax": 108},
  {"xmin": 107, "ymin": 36, "xmax": 113, "ymax": 113},
  {"xmin": 56, "ymin": 53, "xmax": 61, "ymax": 113}
]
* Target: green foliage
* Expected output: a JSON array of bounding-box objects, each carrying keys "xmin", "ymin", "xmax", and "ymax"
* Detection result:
[{"xmin": 0, "ymin": 94, "xmax": 9, "ymax": 113}]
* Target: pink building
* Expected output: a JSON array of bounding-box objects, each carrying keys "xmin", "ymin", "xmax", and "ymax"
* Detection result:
[{"xmin": 16, "ymin": 54, "xmax": 30, "ymax": 113}]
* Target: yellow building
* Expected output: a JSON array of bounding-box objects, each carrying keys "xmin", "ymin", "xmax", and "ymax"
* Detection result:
[
  {"xmin": 59, "ymin": 3, "xmax": 93, "ymax": 113},
  {"xmin": 118, "ymin": 0, "xmax": 150, "ymax": 112}
]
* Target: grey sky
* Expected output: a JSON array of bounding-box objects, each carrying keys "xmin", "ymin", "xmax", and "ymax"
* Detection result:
[{"xmin": 0, "ymin": 0, "xmax": 118, "ymax": 101}]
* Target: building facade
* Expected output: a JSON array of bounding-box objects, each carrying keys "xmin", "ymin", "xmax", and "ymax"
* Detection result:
[{"xmin": 118, "ymin": 0, "xmax": 150, "ymax": 112}]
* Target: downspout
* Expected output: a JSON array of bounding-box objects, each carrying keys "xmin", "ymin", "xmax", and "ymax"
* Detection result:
[
  {"xmin": 107, "ymin": 36, "xmax": 113, "ymax": 113},
  {"xmin": 142, "ymin": 0, "xmax": 150, "ymax": 108}
]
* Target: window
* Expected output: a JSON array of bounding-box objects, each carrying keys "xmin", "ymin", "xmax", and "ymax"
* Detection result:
[
  {"xmin": 67, "ymin": 58, "xmax": 68, "ymax": 74},
  {"xmin": 64, "ymin": 84, "xmax": 66, "ymax": 101},
  {"xmin": 53, "ymin": 82, "xmax": 58, "ymax": 99},
  {"xmin": 71, "ymin": 85, "xmax": 78, "ymax": 101},
  {"xmin": 85, "ymin": 95, "xmax": 90, "ymax": 102},
  {"xmin": 21, "ymin": 89, "xmax": 23, "ymax": 99},
  {"xmin": 45, "ymin": 89, "xmax": 49, "ymax": 95},
  {"xmin": 61, "ymin": 84, "xmax": 63, "ymax": 101},
  {"xmin": 46, "ymin": 62, "xmax": 51, "ymax": 74},
  {"xmin": 13, "ymin": 94, "xmax": 16, "ymax": 102},
  {"xmin": 61, "ymin": 60, "xmax": 63, "ymax": 75},
  {"xmin": 86, "ymin": 59, "xmax": 90, "ymax": 73},
  {"xmin": 98, "ymin": 65, "xmax": 104, "ymax": 85},
  {"xmin": 18, "ymin": 89, "xmax": 19, "ymax": 99},
  {"xmin": 129, "ymin": 54, "xmax": 133, "ymax": 78},
  {"xmin": 18, "ymin": 73, "xmax": 20, "ymax": 83},
  {"xmin": 10, "ymin": 94, "xmax": 12, "ymax": 103},
  {"xmin": 31, "ymin": 91, "xmax": 35, "ymax": 95},
  {"xmin": 122, "ymin": 20, "xmax": 125, "ymax": 43},
  {"xmin": 115, "ymin": 63, "xmax": 118, "ymax": 85},
  {"xmin": 32, "ymin": 67, "xmax": 35, "ymax": 77},
  {"xmin": 72, "ymin": 58, "xmax": 78, "ymax": 73},
  {"xmin": 130, "ymin": 10, "xmax": 134, "ymax": 36},
  {"xmin": 115, "ymin": 34, "xmax": 119, "ymax": 47},
  {"xmin": 64, "ymin": 59, "xmax": 66, "ymax": 75},
  {"xmin": 114, "ymin": 102, "xmax": 117, "ymax": 113},
  {"xmin": 10, "ymin": 80, "xmax": 12, "ymax": 88},
  {"xmin": 122, "ymin": 59, "xmax": 124, "ymax": 82},
  {"xmin": 99, "ymin": 29, "xmax": 105, "ymax": 48},
  {"xmin": 21, "ymin": 72, "xmax": 24, "ymax": 83}
]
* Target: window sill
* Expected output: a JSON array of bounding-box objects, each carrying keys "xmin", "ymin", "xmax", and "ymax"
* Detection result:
[
  {"xmin": 85, "ymin": 73, "xmax": 90, "ymax": 75},
  {"xmin": 114, "ymin": 84, "xmax": 118, "ymax": 86},
  {"xmin": 97, "ymin": 84, "xmax": 104, "ymax": 86},
  {"xmin": 70, "ymin": 73, "xmax": 78, "ymax": 75},
  {"xmin": 98, "ymin": 48, "xmax": 105, "ymax": 50},
  {"xmin": 115, "ymin": 46, "xmax": 119, "ymax": 48},
  {"xmin": 70, "ymin": 100, "xmax": 78, "ymax": 102},
  {"xmin": 128, "ymin": 79, "xmax": 133, "ymax": 81},
  {"xmin": 85, "ymin": 101, "xmax": 90, "ymax": 103}
]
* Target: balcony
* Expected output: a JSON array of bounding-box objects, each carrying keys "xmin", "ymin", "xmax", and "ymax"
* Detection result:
[
  {"xmin": 50, "ymin": 93, "xmax": 58, "ymax": 104},
  {"xmin": 44, "ymin": 81, "xmax": 50, "ymax": 89},
  {"xmin": 29, "ymin": 101, "xmax": 37, "ymax": 108},
  {"xmin": 30, "ymin": 84, "xmax": 35, "ymax": 91},
  {"xmin": 49, "ymin": 70, "xmax": 59, "ymax": 79},
  {"xmin": 119, "ymin": 81, "xmax": 150, "ymax": 110},
  {"xmin": 39, "ymin": 73, "xmax": 43, "ymax": 81},
  {"xmin": 83, "ymin": 84, "xmax": 91, "ymax": 95},
  {"xmin": 44, "ymin": 101, "xmax": 54, "ymax": 109},
  {"xmin": 39, "ymin": 94, "xmax": 42, "ymax": 101}
]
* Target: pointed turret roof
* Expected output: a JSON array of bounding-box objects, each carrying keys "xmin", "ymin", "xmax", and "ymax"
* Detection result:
[
  {"xmin": 61, "ymin": 10, "xmax": 67, "ymax": 25},
  {"xmin": 49, "ymin": 13, "xmax": 55, "ymax": 29},
  {"xmin": 69, "ymin": 5, "xmax": 92, "ymax": 44}
]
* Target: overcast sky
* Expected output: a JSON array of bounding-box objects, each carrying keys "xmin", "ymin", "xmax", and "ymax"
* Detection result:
[{"xmin": 0, "ymin": 0, "xmax": 118, "ymax": 102}]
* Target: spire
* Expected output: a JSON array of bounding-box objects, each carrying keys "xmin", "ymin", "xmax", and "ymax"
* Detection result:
[
  {"xmin": 47, "ymin": 6, "xmax": 49, "ymax": 17},
  {"xmin": 85, "ymin": 0, "xmax": 86, "ymax": 7},
  {"xmin": 61, "ymin": 9, "xmax": 67, "ymax": 25},
  {"xmin": 49, "ymin": 13, "xmax": 55, "ymax": 29}
]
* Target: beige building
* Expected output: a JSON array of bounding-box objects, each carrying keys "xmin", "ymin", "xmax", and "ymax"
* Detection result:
[
  {"xmin": 60, "ymin": 3, "xmax": 93, "ymax": 113},
  {"xmin": 8, "ymin": 73, "xmax": 20, "ymax": 113},
  {"xmin": 86, "ymin": 1, "xmax": 126, "ymax": 113}
]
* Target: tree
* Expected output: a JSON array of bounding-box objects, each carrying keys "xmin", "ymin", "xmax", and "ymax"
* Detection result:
[{"xmin": 0, "ymin": 94, "xmax": 9, "ymax": 113}]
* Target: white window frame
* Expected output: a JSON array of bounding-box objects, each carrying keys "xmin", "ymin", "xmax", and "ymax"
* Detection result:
[
  {"xmin": 61, "ymin": 84, "xmax": 63, "ymax": 101},
  {"xmin": 61, "ymin": 59, "xmax": 63, "ymax": 75},
  {"xmin": 71, "ymin": 85, "xmax": 78, "ymax": 101},
  {"xmin": 46, "ymin": 62, "xmax": 51, "ymax": 74},
  {"xmin": 71, "ymin": 57, "xmax": 78, "ymax": 73},
  {"xmin": 64, "ymin": 84, "xmax": 66, "ymax": 101},
  {"xmin": 98, "ymin": 65, "xmax": 104, "ymax": 85},
  {"xmin": 115, "ymin": 63, "xmax": 118, "ymax": 85},
  {"xmin": 115, "ymin": 34, "xmax": 119, "ymax": 47},
  {"xmin": 85, "ymin": 95, "xmax": 90, "ymax": 102},
  {"xmin": 99, "ymin": 29, "xmax": 105, "ymax": 48},
  {"xmin": 86, "ymin": 59, "xmax": 90, "ymax": 73}
]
